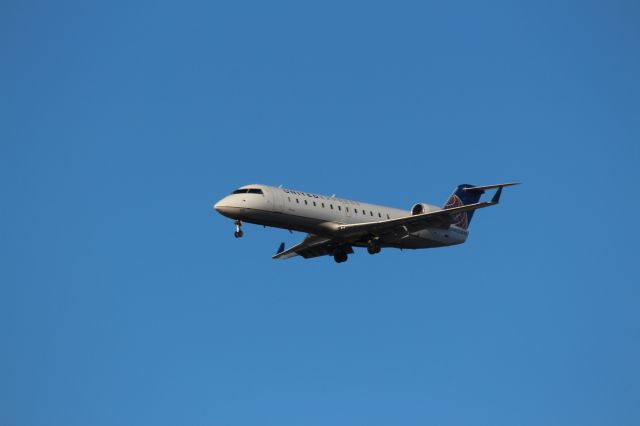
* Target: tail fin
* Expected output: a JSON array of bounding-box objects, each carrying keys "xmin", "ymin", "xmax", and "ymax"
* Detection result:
[
  {"xmin": 443, "ymin": 184, "xmax": 485, "ymax": 229},
  {"xmin": 443, "ymin": 182, "xmax": 520, "ymax": 229}
]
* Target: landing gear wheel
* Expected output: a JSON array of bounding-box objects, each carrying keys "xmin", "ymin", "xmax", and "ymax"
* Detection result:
[
  {"xmin": 367, "ymin": 238, "xmax": 381, "ymax": 255},
  {"xmin": 234, "ymin": 220, "xmax": 243, "ymax": 238},
  {"xmin": 367, "ymin": 245, "xmax": 381, "ymax": 255},
  {"xmin": 334, "ymin": 252, "xmax": 348, "ymax": 263}
]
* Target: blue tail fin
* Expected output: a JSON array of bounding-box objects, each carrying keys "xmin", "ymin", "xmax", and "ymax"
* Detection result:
[{"xmin": 443, "ymin": 184, "xmax": 485, "ymax": 229}]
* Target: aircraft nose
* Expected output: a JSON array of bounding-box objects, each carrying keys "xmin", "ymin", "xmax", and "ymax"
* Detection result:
[
  {"xmin": 214, "ymin": 200, "xmax": 230, "ymax": 214},
  {"xmin": 213, "ymin": 196, "xmax": 236, "ymax": 217}
]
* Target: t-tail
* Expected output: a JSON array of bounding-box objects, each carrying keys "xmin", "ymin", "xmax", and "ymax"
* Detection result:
[{"xmin": 443, "ymin": 182, "xmax": 520, "ymax": 230}]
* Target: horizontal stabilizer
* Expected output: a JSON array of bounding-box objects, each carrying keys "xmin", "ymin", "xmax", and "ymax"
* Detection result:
[{"xmin": 463, "ymin": 182, "xmax": 520, "ymax": 192}]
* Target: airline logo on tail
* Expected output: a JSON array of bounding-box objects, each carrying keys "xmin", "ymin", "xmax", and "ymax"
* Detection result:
[{"xmin": 444, "ymin": 194, "xmax": 469, "ymax": 229}]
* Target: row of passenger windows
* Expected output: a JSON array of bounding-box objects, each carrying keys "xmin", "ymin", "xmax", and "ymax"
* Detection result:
[{"xmin": 287, "ymin": 196, "xmax": 390, "ymax": 219}]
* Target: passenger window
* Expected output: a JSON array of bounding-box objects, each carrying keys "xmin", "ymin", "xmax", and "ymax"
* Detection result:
[
  {"xmin": 387, "ymin": 214, "xmax": 390, "ymax": 219},
  {"xmin": 354, "ymin": 209, "xmax": 358, "ymax": 214},
  {"xmin": 330, "ymin": 204, "xmax": 333, "ymax": 209},
  {"xmin": 378, "ymin": 212, "xmax": 381, "ymax": 218},
  {"xmin": 363, "ymin": 210, "xmax": 366, "ymax": 215},
  {"xmin": 296, "ymin": 199, "xmax": 299, "ymax": 203},
  {"xmin": 304, "ymin": 200, "xmax": 308, "ymax": 205},
  {"xmin": 288, "ymin": 197, "xmax": 291, "ymax": 202},
  {"xmin": 338, "ymin": 206, "xmax": 341, "ymax": 211},
  {"xmin": 346, "ymin": 207, "xmax": 349, "ymax": 212},
  {"xmin": 322, "ymin": 203, "xmax": 325, "ymax": 208},
  {"xmin": 313, "ymin": 201, "xmax": 316, "ymax": 206}
]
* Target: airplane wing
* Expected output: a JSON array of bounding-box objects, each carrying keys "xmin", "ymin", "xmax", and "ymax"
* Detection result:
[
  {"xmin": 334, "ymin": 184, "xmax": 514, "ymax": 238},
  {"xmin": 272, "ymin": 234, "xmax": 353, "ymax": 260}
]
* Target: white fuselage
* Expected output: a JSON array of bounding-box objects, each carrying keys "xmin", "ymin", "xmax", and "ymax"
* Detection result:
[{"xmin": 214, "ymin": 184, "xmax": 468, "ymax": 249}]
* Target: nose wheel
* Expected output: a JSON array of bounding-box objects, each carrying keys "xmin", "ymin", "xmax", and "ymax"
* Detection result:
[{"xmin": 234, "ymin": 220, "xmax": 244, "ymax": 238}]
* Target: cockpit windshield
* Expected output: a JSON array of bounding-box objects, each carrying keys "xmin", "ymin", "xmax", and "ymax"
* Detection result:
[{"xmin": 232, "ymin": 188, "xmax": 263, "ymax": 195}]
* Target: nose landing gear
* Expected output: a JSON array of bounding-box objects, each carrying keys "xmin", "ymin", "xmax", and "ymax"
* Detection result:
[{"xmin": 234, "ymin": 220, "xmax": 244, "ymax": 238}]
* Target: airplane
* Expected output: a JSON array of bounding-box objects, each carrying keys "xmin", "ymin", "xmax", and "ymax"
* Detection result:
[{"xmin": 213, "ymin": 182, "xmax": 519, "ymax": 263}]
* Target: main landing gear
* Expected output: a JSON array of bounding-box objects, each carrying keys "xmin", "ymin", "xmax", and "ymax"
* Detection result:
[
  {"xmin": 234, "ymin": 220, "xmax": 244, "ymax": 238},
  {"xmin": 333, "ymin": 251, "xmax": 348, "ymax": 263},
  {"xmin": 367, "ymin": 239, "xmax": 381, "ymax": 255},
  {"xmin": 367, "ymin": 245, "xmax": 381, "ymax": 255}
]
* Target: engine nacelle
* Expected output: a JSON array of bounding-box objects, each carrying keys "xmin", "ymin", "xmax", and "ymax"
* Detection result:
[{"xmin": 411, "ymin": 203, "xmax": 440, "ymax": 215}]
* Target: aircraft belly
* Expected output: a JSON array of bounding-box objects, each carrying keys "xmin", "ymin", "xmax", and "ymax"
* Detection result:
[
  {"xmin": 384, "ymin": 235, "xmax": 447, "ymax": 249},
  {"xmin": 382, "ymin": 229, "xmax": 465, "ymax": 249}
]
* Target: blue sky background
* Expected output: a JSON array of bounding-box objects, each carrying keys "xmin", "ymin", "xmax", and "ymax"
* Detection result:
[{"xmin": 2, "ymin": 1, "xmax": 639, "ymax": 425}]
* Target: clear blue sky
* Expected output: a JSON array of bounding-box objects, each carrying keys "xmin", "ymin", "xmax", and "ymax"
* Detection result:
[{"xmin": 2, "ymin": 1, "xmax": 639, "ymax": 425}]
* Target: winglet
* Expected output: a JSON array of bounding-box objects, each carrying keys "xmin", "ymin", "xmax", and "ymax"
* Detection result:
[
  {"xmin": 491, "ymin": 186, "xmax": 503, "ymax": 204},
  {"xmin": 276, "ymin": 242, "xmax": 285, "ymax": 255}
]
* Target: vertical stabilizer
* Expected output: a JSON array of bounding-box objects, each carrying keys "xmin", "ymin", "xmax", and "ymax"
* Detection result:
[{"xmin": 443, "ymin": 184, "xmax": 485, "ymax": 229}]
